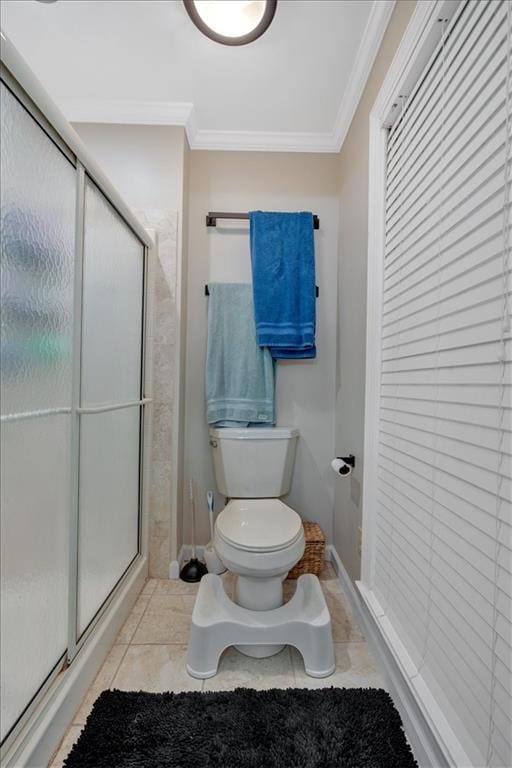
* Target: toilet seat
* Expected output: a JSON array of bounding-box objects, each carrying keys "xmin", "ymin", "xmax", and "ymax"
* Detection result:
[
  {"xmin": 216, "ymin": 499, "xmax": 303, "ymax": 553},
  {"xmin": 213, "ymin": 499, "xmax": 306, "ymax": 631}
]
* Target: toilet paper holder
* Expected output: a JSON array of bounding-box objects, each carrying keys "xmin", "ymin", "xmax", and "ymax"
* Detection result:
[{"xmin": 332, "ymin": 455, "xmax": 355, "ymax": 476}]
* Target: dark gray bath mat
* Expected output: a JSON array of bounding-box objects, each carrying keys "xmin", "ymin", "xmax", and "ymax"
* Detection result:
[{"xmin": 64, "ymin": 687, "xmax": 418, "ymax": 768}]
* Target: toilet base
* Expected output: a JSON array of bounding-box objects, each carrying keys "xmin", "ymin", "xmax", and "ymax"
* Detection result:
[
  {"xmin": 235, "ymin": 574, "xmax": 283, "ymax": 610},
  {"xmin": 187, "ymin": 574, "xmax": 335, "ymax": 679},
  {"xmin": 235, "ymin": 643, "xmax": 284, "ymax": 658},
  {"xmin": 233, "ymin": 575, "xmax": 285, "ymax": 657}
]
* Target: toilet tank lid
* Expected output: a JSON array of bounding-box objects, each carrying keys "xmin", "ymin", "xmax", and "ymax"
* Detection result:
[{"xmin": 209, "ymin": 426, "xmax": 299, "ymax": 440}]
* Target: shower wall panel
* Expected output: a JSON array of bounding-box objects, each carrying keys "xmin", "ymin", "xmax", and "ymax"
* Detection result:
[{"xmin": 0, "ymin": 82, "xmax": 76, "ymax": 741}]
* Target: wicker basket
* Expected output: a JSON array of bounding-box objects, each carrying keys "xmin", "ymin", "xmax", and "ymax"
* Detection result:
[{"xmin": 288, "ymin": 522, "xmax": 325, "ymax": 579}]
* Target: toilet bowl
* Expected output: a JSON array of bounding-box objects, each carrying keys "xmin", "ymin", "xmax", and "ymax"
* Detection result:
[{"xmin": 214, "ymin": 498, "xmax": 305, "ymax": 657}]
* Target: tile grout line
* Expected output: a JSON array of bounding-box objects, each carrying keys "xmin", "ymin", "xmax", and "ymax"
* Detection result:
[
  {"xmin": 107, "ymin": 575, "xmax": 158, "ymax": 671},
  {"xmin": 113, "ymin": 578, "xmax": 159, "ymax": 673},
  {"xmin": 69, "ymin": 581, "xmax": 155, "ymax": 729},
  {"xmin": 129, "ymin": 641, "xmax": 192, "ymax": 646},
  {"xmin": 129, "ymin": 578, "xmax": 160, "ymax": 633},
  {"xmin": 74, "ymin": 583, "xmax": 160, "ymax": 735},
  {"xmin": 106, "ymin": 644, "xmax": 131, "ymax": 692},
  {"xmin": 109, "ymin": 577, "xmax": 157, "ymax": 676},
  {"xmin": 69, "ymin": 648, "xmax": 125, "ymax": 728}
]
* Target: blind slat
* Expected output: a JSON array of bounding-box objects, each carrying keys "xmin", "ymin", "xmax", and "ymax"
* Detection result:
[
  {"xmin": 380, "ymin": 411, "xmax": 512, "ymax": 456},
  {"xmin": 378, "ymin": 524, "xmax": 511, "ymax": 630},
  {"xmin": 386, "ymin": 98, "xmax": 506, "ymax": 230},
  {"xmin": 378, "ymin": 556, "xmax": 503, "ymax": 706},
  {"xmin": 387, "ymin": 0, "xmax": 499, "ymax": 153},
  {"xmin": 382, "ymin": 338, "xmax": 512, "ymax": 373},
  {"xmin": 381, "ymin": 360, "xmax": 512, "ymax": 384},
  {"xmin": 387, "ymin": 36, "xmax": 508, "ymax": 203},
  {"xmin": 382, "ymin": 316, "xmax": 510, "ymax": 358},
  {"xmin": 377, "ymin": 456, "xmax": 510, "ymax": 534},
  {"xmin": 380, "ymin": 382, "xmax": 512, "ymax": 410},
  {"xmin": 386, "ymin": 120, "xmax": 507, "ymax": 253},
  {"xmin": 385, "ymin": 227, "xmax": 507, "ymax": 308},
  {"xmin": 421, "ymin": 652, "xmax": 510, "ymax": 758},
  {"xmin": 380, "ymin": 421, "xmax": 511, "ymax": 471},
  {"xmin": 421, "ymin": 646, "xmax": 492, "ymax": 750},
  {"xmin": 379, "ymin": 397, "xmax": 512, "ymax": 432},
  {"xmin": 384, "ymin": 202, "xmax": 507, "ymax": 285},
  {"xmin": 378, "ymin": 446, "xmax": 511, "ymax": 511},
  {"xmin": 387, "ymin": 1, "xmax": 506, "ymax": 182},
  {"xmin": 383, "ymin": 291, "xmax": 505, "ymax": 343},
  {"xmin": 382, "ymin": 339, "xmax": 512, "ymax": 373},
  {"xmin": 383, "ymin": 260, "xmax": 511, "ymax": 327},
  {"xmin": 376, "ymin": 491, "xmax": 509, "ymax": 585},
  {"xmin": 378, "ymin": 465, "xmax": 512, "ymax": 548},
  {"xmin": 376, "ymin": 528, "xmax": 511, "ymax": 674},
  {"xmin": 385, "ymin": 176, "xmax": 508, "ymax": 268}
]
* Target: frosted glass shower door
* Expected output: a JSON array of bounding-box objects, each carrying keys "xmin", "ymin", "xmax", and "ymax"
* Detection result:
[
  {"xmin": 77, "ymin": 179, "xmax": 144, "ymax": 636},
  {"xmin": 0, "ymin": 83, "xmax": 76, "ymax": 741}
]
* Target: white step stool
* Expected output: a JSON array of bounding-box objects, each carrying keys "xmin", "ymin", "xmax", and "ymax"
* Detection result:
[{"xmin": 187, "ymin": 573, "xmax": 335, "ymax": 679}]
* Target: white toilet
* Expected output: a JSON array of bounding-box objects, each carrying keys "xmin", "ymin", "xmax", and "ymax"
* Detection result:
[
  {"xmin": 210, "ymin": 426, "xmax": 305, "ymax": 657},
  {"xmin": 187, "ymin": 426, "xmax": 335, "ymax": 678}
]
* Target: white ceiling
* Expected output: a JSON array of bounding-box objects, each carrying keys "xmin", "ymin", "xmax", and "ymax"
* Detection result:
[{"xmin": 0, "ymin": 0, "xmax": 394, "ymax": 151}]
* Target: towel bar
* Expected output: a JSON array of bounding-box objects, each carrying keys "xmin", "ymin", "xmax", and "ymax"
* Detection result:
[
  {"xmin": 206, "ymin": 211, "xmax": 320, "ymax": 229},
  {"xmin": 205, "ymin": 284, "xmax": 319, "ymax": 297}
]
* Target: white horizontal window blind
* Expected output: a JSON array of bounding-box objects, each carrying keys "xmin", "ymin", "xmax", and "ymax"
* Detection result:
[{"xmin": 369, "ymin": 1, "xmax": 512, "ymax": 766}]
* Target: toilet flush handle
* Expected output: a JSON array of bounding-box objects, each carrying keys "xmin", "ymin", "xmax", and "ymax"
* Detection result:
[{"xmin": 209, "ymin": 439, "xmax": 218, "ymax": 448}]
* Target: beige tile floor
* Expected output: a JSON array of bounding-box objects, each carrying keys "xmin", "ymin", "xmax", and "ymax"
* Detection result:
[{"xmin": 49, "ymin": 563, "xmax": 385, "ymax": 767}]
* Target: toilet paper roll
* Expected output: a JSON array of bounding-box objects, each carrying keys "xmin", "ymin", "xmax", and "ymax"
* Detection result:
[{"xmin": 331, "ymin": 458, "xmax": 352, "ymax": 476}]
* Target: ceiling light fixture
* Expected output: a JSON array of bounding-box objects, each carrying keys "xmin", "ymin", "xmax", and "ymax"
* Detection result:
[{"xmin": 183, "ymin": 0, "xmax": 277, "ymax": 46}]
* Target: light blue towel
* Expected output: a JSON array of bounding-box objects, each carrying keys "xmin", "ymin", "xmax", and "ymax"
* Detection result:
[
  {"xmin": 249, "ymin": 211, "xmax": 316, "ymax": 359},
  {"xmin": 205, "ymin": 283, "xmax": 275, "ymax": 426}
]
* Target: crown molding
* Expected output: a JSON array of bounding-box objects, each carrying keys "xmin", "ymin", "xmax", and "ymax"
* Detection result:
[
  {"xmin": 65, "ymin": 0, "xmax": 395, "ymax": 153},
  {"xmin": 64, "ymin": 98, "xmax": 194, "ymax": 126},
  {"xmin": 187, "ymin": 128, "xmax": 337, "ymax": 153},
  {"xmin": 332, "ymin": 0, "xmax": 395, "ymax": 150}
]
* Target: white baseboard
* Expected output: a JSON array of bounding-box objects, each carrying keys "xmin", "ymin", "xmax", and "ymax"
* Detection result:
[
  {"xmin": 177, "ymin": 543, "xmax": 332, "ymax": 569},
  {"xmin": 175, "ymin": 543, "xmax": 333, "ymax": 578},
  {"xmin": 327, "ymin": 545, "xmax": 448, "ymax": 768},
  {"xmin": 4, "ymin": 557, "xmax": 147, "ymax": 768}
]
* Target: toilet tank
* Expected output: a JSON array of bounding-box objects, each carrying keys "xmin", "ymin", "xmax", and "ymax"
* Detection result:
[{"xmin": 209, "ymin": 427, "xmax": 299, "ymax": 498}]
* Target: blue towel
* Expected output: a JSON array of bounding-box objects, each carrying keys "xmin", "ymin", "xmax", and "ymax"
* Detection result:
[
  {"xmin": 249, "ymin": 211, "xmax": 316, "ymax": 359},
  {"xmin": 205, "ymin": 283, "xmax": 275, "ymax": 426}
]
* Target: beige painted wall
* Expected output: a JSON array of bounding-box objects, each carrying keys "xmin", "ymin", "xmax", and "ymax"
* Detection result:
[
  {"xmin": 73, "ymin": 124, "xmax": 186, "ymax": 211},
  {"xmin": 184, "ymin": 151, "xmax": 340, "ymax": 546},
  {"xmin": 73, "ymin": 123, "xmax": 188, "ymax": 577},
  {"xmin": 334, "ymin": 0, "xmax": 417, "ymax": 582}
]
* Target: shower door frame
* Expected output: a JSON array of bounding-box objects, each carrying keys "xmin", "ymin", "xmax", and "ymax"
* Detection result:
[
  {"xmin": 66, "ymin": 166, "xmax": 151, "ymax": 664},
  {"xmin": 0, "ymin": 38, "xmax": 153, "ymax": 760},
  {"xmin": 66, "ymin": 164, "xmax": 151, "ymax": 661}
]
